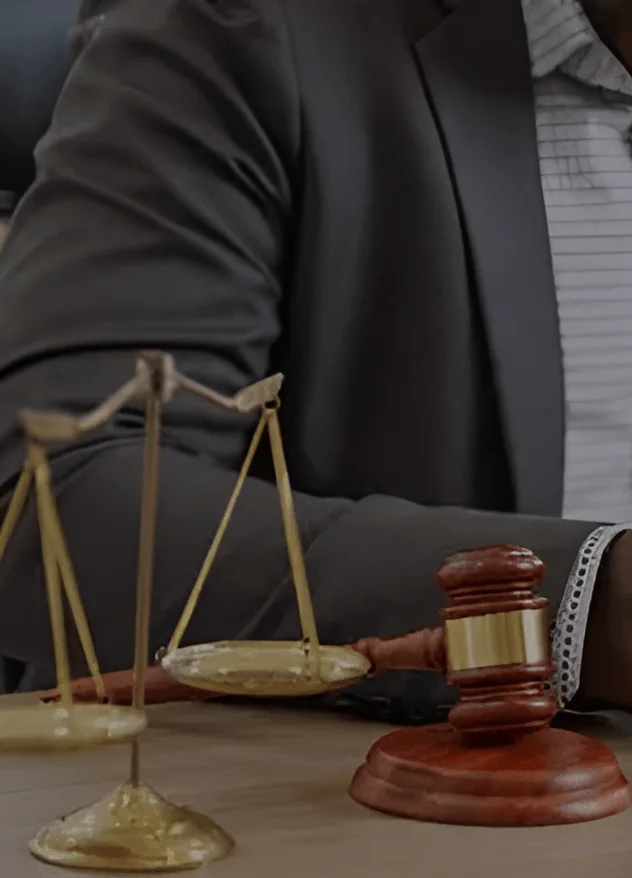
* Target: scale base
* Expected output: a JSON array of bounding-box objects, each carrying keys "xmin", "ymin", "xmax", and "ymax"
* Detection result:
[
  {"xmin": 30, "ymin": 782, "xmax": 234, "ymax": 871},
  {"xmin": 349, "ymin": 724, "xmax": 631, "ymax": 826}
]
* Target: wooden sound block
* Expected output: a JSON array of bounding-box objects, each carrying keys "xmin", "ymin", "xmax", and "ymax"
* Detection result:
[{"xmin": 349, "ymin": 724, "xmax": 631, "ymax": 826}]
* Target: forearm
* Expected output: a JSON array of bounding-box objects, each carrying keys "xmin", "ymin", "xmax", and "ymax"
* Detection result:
[
  {"xmin": 26, "ymin": 451, "xmax": 605, "ymax": 713},
  {"xmin": 295, "ymin": 498, "xmax": 600, "ymax": 709}
]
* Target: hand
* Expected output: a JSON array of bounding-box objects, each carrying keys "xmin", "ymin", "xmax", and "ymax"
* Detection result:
[{"xmin": 578, "ymin": 530, "xmax": 632, "ymax": 710}]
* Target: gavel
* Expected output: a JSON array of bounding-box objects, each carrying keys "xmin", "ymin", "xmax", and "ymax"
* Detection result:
[
  {"xmin": 349, "ymin": 545, "xmax": 630, "ymax": 826},
  {"xmin": 355, "ymin": 544, "xmax": 558, "ymax": 739},
  {"xmin": 42, "ymin": 544, "xmax": 551, "ymax": 717},
  {"xmin": 41, "ymin": 544, "xmax": 559, "ymax": 725},
  {"xmin": 42, "ymin": 543, "xmax": 630, "ymax": 826}
]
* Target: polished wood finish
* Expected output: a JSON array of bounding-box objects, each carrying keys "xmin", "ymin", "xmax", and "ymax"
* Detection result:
[
  {"xmin": 350, "ymin": 545, "xmax": 631, "ymax": 826},
  {"xmin": 350, "ymin": 626, "xmax": 445, "ymax": 674},
  {"xmin": 350, "ymin": 724, "xmax": 630, "ymax": 826},
  {"xmin": 38, "ymin": 544, "xmax": 632, "ymax": 828},
  {"xmin": 439, "ymin": 545, "xmax": 558, "ymax": 738}
]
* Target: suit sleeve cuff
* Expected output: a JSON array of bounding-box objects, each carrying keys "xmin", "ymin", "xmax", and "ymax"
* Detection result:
[{"xmin": 551, "ymin": 523, "xmax": 632, "ymax": 706}]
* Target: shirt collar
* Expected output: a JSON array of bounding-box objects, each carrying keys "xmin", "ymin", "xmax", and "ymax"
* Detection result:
[{"xmin": 521, "ymin": 0, "xmax": 632, "ymax": 97}]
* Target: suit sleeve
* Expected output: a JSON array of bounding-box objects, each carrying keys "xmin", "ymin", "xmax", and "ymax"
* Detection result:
[
  {"xmin": 0, "ymin": 0, "xmax": 605, "ymax": 714},
  {"xmin": 0, "ymin": 0, "xmax": 299, "ymax": 422}
]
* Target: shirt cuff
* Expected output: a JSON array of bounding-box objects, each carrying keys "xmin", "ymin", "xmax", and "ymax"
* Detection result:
[{"xmin": 551, "ymin": 523, "xmax": 632, "ymax": 706}]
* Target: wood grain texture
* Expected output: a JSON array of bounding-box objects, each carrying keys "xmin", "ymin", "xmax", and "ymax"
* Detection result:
[
  {"xmin": 349, "ymin": 724, "xmax": 631, "ymax": 826},
  {"xmin": 440, "ymin": 545, "xmax": 558, "ymax": 739},
  {"xmin": 0, "ymin": 698, "xmax": 631, "ymax": 878},
  {"xmin": 350, "ymin": 545, "xmax": 630, "ymax": 825},
  {"xmin": 350, "ymin": 626, "xmax": 446, "ymax": 674}
]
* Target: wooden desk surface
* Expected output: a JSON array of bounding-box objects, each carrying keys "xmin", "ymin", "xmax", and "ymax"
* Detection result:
[{"xmin": 0, "ymin": 698, "xmax": 631, "ymax": 877}]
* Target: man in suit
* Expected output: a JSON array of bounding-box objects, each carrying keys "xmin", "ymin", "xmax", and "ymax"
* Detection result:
[{"xmin": 0, "ymin": 0, "xmax": 630, "ymax": 717}]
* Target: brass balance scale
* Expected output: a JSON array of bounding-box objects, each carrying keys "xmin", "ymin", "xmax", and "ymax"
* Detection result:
[{"xmin": 0, "ymin": 351, "xmax": 371, "ymax": 872}]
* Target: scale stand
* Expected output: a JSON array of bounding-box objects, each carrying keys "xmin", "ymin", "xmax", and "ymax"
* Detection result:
[{"xmin": 0, "ymin": 351, "xmax": 369, "ymax": 871}]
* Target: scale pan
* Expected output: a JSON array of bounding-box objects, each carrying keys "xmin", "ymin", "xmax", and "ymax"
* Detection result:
[
  {"xmin": 0, "ymin": 703, "xmax": 147, "ymax": 752},
  {"xmin": 161, "ymin": 641, "xmax": 371, "ymax": 697}
]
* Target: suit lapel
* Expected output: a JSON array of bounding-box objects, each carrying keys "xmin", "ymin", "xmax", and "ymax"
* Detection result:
[{"xmin": 415, "ymin": 0, "xmax": 565, "ymax": 515}]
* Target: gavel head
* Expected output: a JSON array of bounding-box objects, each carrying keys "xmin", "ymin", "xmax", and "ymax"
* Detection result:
[{"xmin": 437, "ymin": 545, "xmax": 558, "ymax": 741}]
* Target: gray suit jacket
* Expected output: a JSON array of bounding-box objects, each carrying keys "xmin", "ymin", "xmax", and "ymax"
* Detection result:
[{"xmin": 0, "ymin": 0, "xmax": 600, "ymax": 698}]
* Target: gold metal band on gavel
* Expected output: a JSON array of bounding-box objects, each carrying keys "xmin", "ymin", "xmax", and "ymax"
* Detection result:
[{"xmin": 444, "ymin": 608, "xmax": 549, "ymax": 672}]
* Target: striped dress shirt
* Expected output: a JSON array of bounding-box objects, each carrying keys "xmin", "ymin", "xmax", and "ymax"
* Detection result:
[
  {"xmin": 523, "ymin": 0, "xmax": 632, "ymax": 523},
  {"xmin": 522, "ymin": 0, "xmax": 632, "ymax": 705}
]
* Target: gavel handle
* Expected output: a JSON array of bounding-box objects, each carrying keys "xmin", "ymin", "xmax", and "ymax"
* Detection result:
[
  {"xmin": 40, "ymin": 627, "xmax": 447, "ymax": 705},
  {"xmin": 40, "ymin": 665, "xmax": 213, "ymax": 706},
  {"xmin": 350, "ymin": 626, "xmax": 446, "ymax": 675}
]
